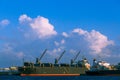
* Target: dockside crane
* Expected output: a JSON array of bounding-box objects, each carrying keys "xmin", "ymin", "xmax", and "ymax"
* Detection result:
[
  {"xmin": 71, "ymin": 51, "xmax": 80, "ymax": 64},
  {"xmin": 36, "ymin": 49, "xmax": 47, "ymax": 64},
  {"xmin": 55, "ymin": 50, "xmax": 66, "ymax": 64}
]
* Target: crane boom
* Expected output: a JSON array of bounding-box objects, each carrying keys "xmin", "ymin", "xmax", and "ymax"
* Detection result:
[
  {"xmin": 71, "ymin": 51, "xmax": 80, "ymax": 64},
  {"xmin": 73, "ymin": 51, "xmax": 80, "ymax": 62},
  {"xmin": 58, "ymin": 50, "xmax": 66, "ymax": 61},
  {"xmin": 39, "ymin": 49, "xmax": 47, "ymax": 60},
  {"xmin": 55, "ymin": 50, "xmax": 66, "ymax": 64}
]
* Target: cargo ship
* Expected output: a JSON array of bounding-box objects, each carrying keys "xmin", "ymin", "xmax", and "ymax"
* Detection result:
[
  {"xmin": 86, "ymin": 59, "xmax": 120, "ymax": 76},
  {"xmin": 18, "ymin": 49, "xmax": 90, "ymax": 76}
]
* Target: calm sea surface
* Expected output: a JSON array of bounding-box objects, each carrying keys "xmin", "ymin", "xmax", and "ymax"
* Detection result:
[{"xmin": 0, "ymin": 76, "xmax": 120, "ymax": 80}]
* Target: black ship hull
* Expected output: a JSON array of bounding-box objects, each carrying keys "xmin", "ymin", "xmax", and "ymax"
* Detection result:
[{"xmin": 86, "ymin": 70, "xmax": 120, "ymax": 76}]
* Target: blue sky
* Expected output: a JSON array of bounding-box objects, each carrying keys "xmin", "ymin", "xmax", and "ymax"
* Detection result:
[{"xmin": 0, "ymin": 0, "xmax": 120, "ymax": 67}]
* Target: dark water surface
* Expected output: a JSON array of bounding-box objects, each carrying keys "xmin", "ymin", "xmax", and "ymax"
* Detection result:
[{"xmin": 0, "ymin": 76, "xmax": 120, "ymax": 80}]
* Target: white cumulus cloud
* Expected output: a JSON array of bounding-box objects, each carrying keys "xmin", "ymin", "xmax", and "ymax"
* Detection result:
[
  {"xmin": 73, "ymin": 28, "xmax": 87, "ymax": 35},
  {"xmin": 30, "ymin": 16, "xmax": 57, "ymax": 38},
  {"xmin": 54, "ymin": 39, "xmax": 65, "ymax": 47},
  {"xmin": 19, "ymin": 14, "xmax": 57, "ymax": 39},
  {"xmin": 54, "ymin": 41, "xmax": 59, "ymax": 46},
  {"xmin": 19, "ymin": 14, "xmax": 32, "ymax": 23},
  {"xmin": 73, "ymin": 28, "xmax": 114, "ymax": 53},
  {"xmin": 47, "ymin": 48, "xmax": 62, "ymax": 58},
  {"xmin": 62, "ymin": 32, "xmax": 69, "ymax": 37},
  {"xmin": 61, "ymin": 39, "xmax": 65, "ymax": 44},
  {"xmin": 69, "ymin": 49, "xmax": 76, "ymax": 54},
  {"xmin": 0, "ymin": 19, "xmax": 10, "ymax": 26}
]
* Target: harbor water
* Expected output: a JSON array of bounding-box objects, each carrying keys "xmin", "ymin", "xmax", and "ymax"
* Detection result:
[{"xmin": 0, "ymin": 76, "xmax": 120, "ymax": 80}]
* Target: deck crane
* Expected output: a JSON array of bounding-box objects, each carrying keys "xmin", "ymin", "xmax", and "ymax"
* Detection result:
[
  {"xmin": 55, "ymin": 50, "xmax": 66, "ymax": 64},
  {"xmin": 71, "ymin": 51, "xmax": 80, "ymax": 64},
  {"xmin": 36, "ymin": 49, "xmax": 47, "ymax": 64}
]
